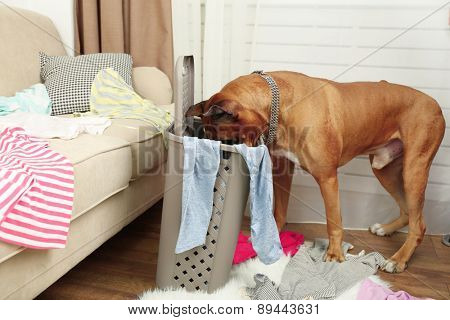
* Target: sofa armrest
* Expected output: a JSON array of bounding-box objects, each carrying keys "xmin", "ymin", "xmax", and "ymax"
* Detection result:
[{"xmin": 132, "ymin": 67, "xmax": 173, "ymax": 105}]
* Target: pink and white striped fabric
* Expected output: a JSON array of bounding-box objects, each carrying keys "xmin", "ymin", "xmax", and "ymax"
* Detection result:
[{"xmin": 0, "ymin": 127, "xmax": 74, "ymax": 249}]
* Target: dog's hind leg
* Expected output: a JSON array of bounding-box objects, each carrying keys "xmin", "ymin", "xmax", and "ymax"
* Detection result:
[
  {"xmin": 369, "ymin": 155, "xmax": 409, "ymax": 236},
  {"xmin": 383, "ymin": 99, "xmax": 445, "ymax": 273}
]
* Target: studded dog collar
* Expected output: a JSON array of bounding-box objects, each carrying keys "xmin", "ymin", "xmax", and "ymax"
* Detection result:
[{"xmin": 252, "ymin": 70, "xmax": 280, "ymax": 145}]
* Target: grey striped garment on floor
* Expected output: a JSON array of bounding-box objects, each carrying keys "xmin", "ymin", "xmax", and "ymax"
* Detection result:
[
  {"xmin": 246, "ymin": 274, "xmax": 281, "ymax": 300},
  {"xmin": 246, "ymin": 239, "xmax": 386, "ymax": 300}
]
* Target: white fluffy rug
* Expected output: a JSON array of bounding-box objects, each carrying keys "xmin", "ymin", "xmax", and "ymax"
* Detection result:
[{"xmin": 140, "ymin": 253, "xmax": 391, "ymax": 300}]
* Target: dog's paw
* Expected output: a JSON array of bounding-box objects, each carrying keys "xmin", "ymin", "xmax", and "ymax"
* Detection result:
[
  {"xmin": 369, "ymin": 223, "xmax": 391, "ymax": 237},
  {"xmin": 382, "ymin": 259, "xmax": 407, "ymax": 273},
  {"xmin": 324, "ymin": 251, "xmax": 346, "ymax": 262}
]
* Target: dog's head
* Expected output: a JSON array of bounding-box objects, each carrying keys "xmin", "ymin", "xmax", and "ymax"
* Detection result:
[{"xmin": 186, "ymin": 92, "xmax": 267, "ymax": 146}]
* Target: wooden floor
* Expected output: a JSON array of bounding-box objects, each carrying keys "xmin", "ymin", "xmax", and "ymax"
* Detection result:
[{"xmin": 37, "ymin": 200, "xmax": 450, "ymax": 300}]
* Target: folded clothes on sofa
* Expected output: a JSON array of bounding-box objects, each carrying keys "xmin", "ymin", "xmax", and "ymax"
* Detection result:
[
  {"xmin": 0, "ymin": 112, "xmax": 111, "ymax": 139},
  {"xmin": 89, "ymin": 68, "xmax": 172, "ymax": 133},
  {"xmin": 0, "ymin": 83, "xmax": 51, "ymax": 116}
]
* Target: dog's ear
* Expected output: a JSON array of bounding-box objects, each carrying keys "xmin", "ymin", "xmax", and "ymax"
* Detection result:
[
  {"xmin": 185, "ymin": 101, "xmax": 205, "ymax": 117},
  {"xmin": 203, "ymin": 104, "xmax": 235, "ymax": 118},
  {"xmin": 204, "ymin": 99, "xmax": 241, "ymax": 120}
]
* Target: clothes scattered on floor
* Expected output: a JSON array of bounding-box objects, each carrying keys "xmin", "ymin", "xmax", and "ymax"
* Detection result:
[
  {"xmin": 233, "ymin": 231, "xmax": 304, "ymax": 265},
  {"xmin": 175, "ymin": 136, "xmax": 221, "ymax": 254},
  {"xmin": 233, "ymin": 232, "xmax": 257, "ymax": 264},
  {"xmin": 443, "ymin": 233, "xmax": 450, "ymax": 247},
  {"xmin": 308, "ymin": 238, "xmax": 354, "ymax": 260},
  {"xmin": 280, "ymin": 230, "xmax": 305, "ymax": 256},
  {"xmin": 278, "ymin": 239, "xmax": 385, "ymax": 299},
  {"xmin": 0, "ymin": 112, "xmax": 111, "ymax": 139},
  {"xmin": 0, "ymin": 84, "xmax": 51, "ymax": 116},
  {"xmin": 89, "ymin": 68, "xmax": 172, "ymax": 133},
  {"xmin": 0, "ymin": 127, "xmax": 74, "ymax": 249},
  {"xmin": 246, "ymin": 273, "xmax": 281, "ymax": 300},
  {"xmin": 246, "ymin": 238, "xmax": 386, "ymax": 300},
  {"xmin": 234, "ymin": 144, "xmax": 282, "ymax": 265},
  {"xmin": 357, "ymin": 278, "xmax": 431, "ymax": 300}
]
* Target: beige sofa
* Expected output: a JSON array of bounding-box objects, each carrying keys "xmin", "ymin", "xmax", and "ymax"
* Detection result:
[{"xmin": 0, "ymin": 7, "xmax": 171, "ymax": 299}]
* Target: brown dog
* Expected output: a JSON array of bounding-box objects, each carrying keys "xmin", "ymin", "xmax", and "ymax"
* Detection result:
[{"xmin": 186, "ymin": 71, "xmax": 446, "ymax": 273}]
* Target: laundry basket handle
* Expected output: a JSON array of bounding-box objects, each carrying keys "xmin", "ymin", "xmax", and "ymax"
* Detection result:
[{"xmin": 173, "ymin": 56, "xmax": 195, "ymax": 136}]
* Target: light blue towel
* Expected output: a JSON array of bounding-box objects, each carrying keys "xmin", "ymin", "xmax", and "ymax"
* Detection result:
[
  {"xmin": 234, "ymin": 144, "xmax": 283, "ymax": 264},
  {"xmin": 0, "ymin": 84, "xmax": 51, "ymax": 116},
  {"xmin": 175, "ymin": 136, "xmax": 221, "ymax": 254}
]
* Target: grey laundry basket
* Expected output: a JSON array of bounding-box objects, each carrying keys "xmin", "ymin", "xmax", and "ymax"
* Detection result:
[{"xmin": 156, "ymin": 56, "xmax": 250, "ymax": 293}]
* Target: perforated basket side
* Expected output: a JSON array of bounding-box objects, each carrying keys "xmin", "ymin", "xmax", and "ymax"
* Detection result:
[
  {"xmin": 156, "ymin": 56, "xmax": 250, "ymax": 294},
  {"xmin": 172, "ymin": 159, "xmax": 232, "ymax": 291}
]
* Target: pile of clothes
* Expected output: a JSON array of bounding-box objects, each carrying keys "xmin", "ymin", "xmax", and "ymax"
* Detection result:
[
  {"xmin": 0, "ymin": 69, "xmax": 171, "ymax": 140},
  {"xmin": 241, "ymin": 238, "xmax": 428, "ymax": 300}
]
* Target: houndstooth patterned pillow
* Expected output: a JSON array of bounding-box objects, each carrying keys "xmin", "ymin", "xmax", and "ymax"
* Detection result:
[{"xmin": 39, "ymin": 52, "xmax": 133, "ymax": 115}]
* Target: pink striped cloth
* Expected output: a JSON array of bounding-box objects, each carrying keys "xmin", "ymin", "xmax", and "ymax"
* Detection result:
[{"xmin": 0, "ymin": 127, "xmax": 74, "ymax": 249}]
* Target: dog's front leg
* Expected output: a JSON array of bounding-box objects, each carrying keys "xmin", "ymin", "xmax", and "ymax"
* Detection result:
[
  {"xmin": 271, "ymin": 156, "xmax": 295, "ymax": 231},
  {"xmin": 315, "ymin": 174, "xmax": 345, "ymax": 262}
]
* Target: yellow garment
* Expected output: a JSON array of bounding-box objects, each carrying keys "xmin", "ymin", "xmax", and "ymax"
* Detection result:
[{"xmin": 89, "ymin": 68, "xmax": 172, "ymax": 133}]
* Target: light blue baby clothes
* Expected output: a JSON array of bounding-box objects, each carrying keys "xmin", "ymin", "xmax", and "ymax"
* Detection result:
[
  {"xmin": 234, "ymin": 144, "xmax": 283, "ymax": 265},
  {"xmin": 175, "ymin": 136, "xmax": 221, "ymax": 254},
  {"xmin": 0, "ymin": 84, "xmax": 51, "ymax": 116}
]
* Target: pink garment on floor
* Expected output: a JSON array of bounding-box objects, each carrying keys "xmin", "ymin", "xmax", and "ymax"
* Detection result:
[
  {"xmin": 233, "ymin": 230, "xmax": 304, "ymax": 265},
  {"xmin": 357, "ymin": 278, "xmax": 431, "ymax": 300},
  {"xmin": 0, "ymin": 127, "xmax": 74, "ymax": 249}
]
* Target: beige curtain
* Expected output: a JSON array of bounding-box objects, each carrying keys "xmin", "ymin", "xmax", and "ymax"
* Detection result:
[{"xmin": 75, "ymin": 0, "xmax": 173, "ymax": 82}]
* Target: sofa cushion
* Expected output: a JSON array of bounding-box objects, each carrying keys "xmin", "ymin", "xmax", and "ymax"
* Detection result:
[
  {"xmin": 48, "ymin": 134, "xmax": 132, "ymax": 218},
  {"xmin": 103, "ymin": 119, "xmax": 166, "ymax": 179},
  {"xmin": 0, "ymin": 134, "xmax": 132, "ymax": 264}
]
